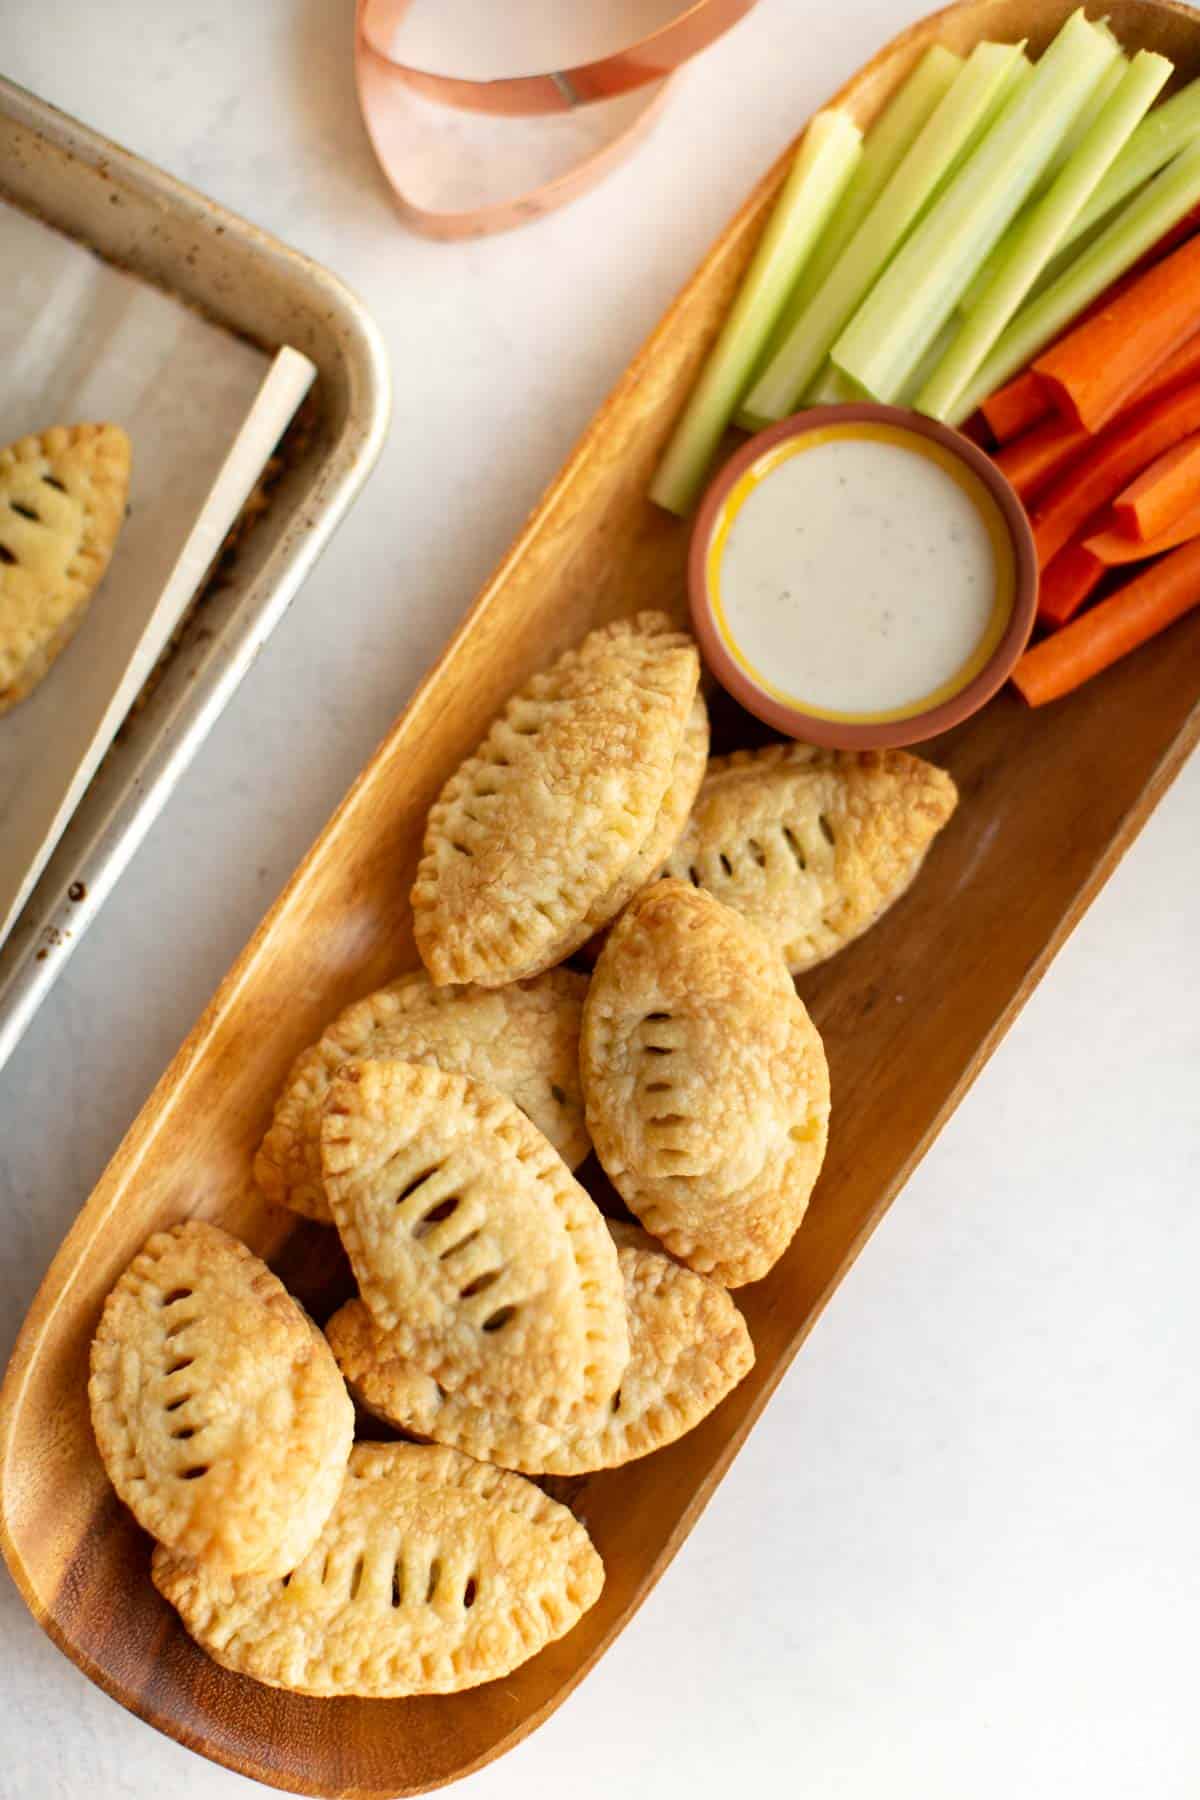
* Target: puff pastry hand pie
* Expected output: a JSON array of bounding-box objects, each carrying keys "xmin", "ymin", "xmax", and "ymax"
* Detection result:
[
  {"xmin": 153, "ymin": 1441, "xmax": 603, "ymax": 1696},
  {"xmin": 581, "ymin": 880, "xmax": 830, "ymax": 1286},
  {"xmin": 321, "ymin": 1060, "xmax": 629, "ymax": 1422},
  {"xmin": 255, "ymin": 967, "xmax": 589, "ymax": 1223},
  {"xmin": 662, "ymin": 744, "xmax": 957, "ymax": 974},
  {"xmin": 0, "ymin": 423, "xmax": 131, "ymax": 715},
  {"xmin": 325, "ymin": 1230, "xmax": 753, "ymax": 1475},
  {"xmin": 89, "ymin": 1221, "xmax": 352, "ymax": 1577},
  {"xmin": 412, "ymin": 612, "xmax": 701, "ymax": 986}
]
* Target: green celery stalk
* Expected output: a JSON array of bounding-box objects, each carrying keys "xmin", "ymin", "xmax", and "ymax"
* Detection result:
[
  {"xmin": 1025, "ymin": 73, "xmax": 1200, "ymax": 302},
  {"xmin": 831, "ymin": 10, "xmax": 1118, "ymax": 404},
  {"xmin": 950, "ymin": 130, "xmax": 1200, "ymax": 423},
  {"xmin": 919, "ymin": 50, "xmax": 1172, "ymax": 423},
  {"xmin": 898, "ymin": 316, "xmax": 962, "ymax": 404},
  {"xmin": 740, "ymin": 41, "xmax": 1025, "ymax": 423},
  {"xmin": 1031, "ymin": 49, "xmax": 1129, "ymax": 188},
  {"xmin": 738, "ymin": 354, "xmax": 867, "ymax": 427},
  {"xmin": 936, "ymin": 48, "xmax": 1034, "ymax": 188},
  {"xmin": 736, "ymin": 47, "xmax": 962, "ymax": 426},
  {"xmin": 768, "ymin": 46, "xmax": 961, "ymax": 335},
  {"xmin": 734, "ymin": 51, "xmax": 1029, "ymax": 430},
  {"xmin": 649, "ymin": 109, "xmax": 861, "ymax": 516},
  {"xmin": 736, "ymin": 398, "xmax": 777, "ymax": 433},
  {"xmin": 1060, "ymin": 73, "xmax": 1200, "ymax": 249},
  {"xmin": 959, "ymin": 48, "xmax": 1129, "ymax": 312},
  {"xmin": 805, "ymin": 362, "xmax": 867, "ymax": 405}
]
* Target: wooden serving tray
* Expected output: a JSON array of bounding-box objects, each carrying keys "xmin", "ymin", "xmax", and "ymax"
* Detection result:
[{"xmin": 3, "ymin": 1, "xmax": 1199, "ymax": 1792}]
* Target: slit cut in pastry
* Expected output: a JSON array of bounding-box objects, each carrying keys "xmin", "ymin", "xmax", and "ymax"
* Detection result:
[
  {"xmin": 89, "ymin": 1220, "xmax": 352, "ymax": 1577},
  {"xmin": 153, "ymin": 1441, "xmax": 603, "ymax": 1696},
  {"xmin": 411, "ymin": 611, "xmax": 701, "ymax": 986},
  {"xmin": 321, "ymin": 1059, "xmax": 629, "ymax": 1424},
  {"xmin": 325, "ymin": 1231, "xmax": 754, "ymax": 1475},
  {"xmin": 581, "ymin": 881, "xmax": 830, "ymax": 1287},
  {"xmin": 661, "ymin": 744, "xmax": 958, "ymax": 974},
  {"xmin": 0, "ymin": 423, "xmax": 131, "ymax": 715},
  {"xmin": 255, "ymin": 967, "xmax": 590, "ymax": 1223}
]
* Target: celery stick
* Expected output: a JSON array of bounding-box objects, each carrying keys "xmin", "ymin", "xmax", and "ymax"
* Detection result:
[
  {"xmin": 805, "ymin": 362, "xmax": 867, "ymax": 405},
  {"xmin": 774, "ymin": 47, "xmax": 961, "ymax": 327},
  {"xmin": 737, "ymin": 355, "xmax": 866, "ymax": 427},
  {"xmin": 919, "ymin": 51, "xmax": 1172, "ymax": 423},
  {"xmin": 649, "ymin": 110, "xmax": 861, "ymax": 516},
  {"xmin": 899, "ymin": 316, "xmax": 961, "ymax": 404},
  {"xmin": 735, "ymin": 52, "xmax": 1029, "ymax": 430},
  {"xmin": 831, "ymin": 10, "xmax": 1117, "ymax": 404},
  {"xmin": 1038, "ymin": 50, "xmax": 1128, "ymax": 188},
  {"xmin": 734, "ymin": 52, "xmax": 1026, "ymax": 430},
  {"xmin": 1061, "ymin": 73, "xmax": 1200, "ymax": 248},
  {"xmin": 735, "ymin": 399, "xmax": 774, "ymax": 433},
  {"xmin": 1027, "ymin": 77, "xmax": 1200, "ymax": 298},
  {"xmin": 937, "ymin": 49, "xmax": 1034, "ymax": 189},
  {"xmin": 959, "ymin": 49, "xmax": 1129, "ymax": 312},
  {"xmin": 951, "ymin": 131, "xmax": 1200, "ymax": 424},
  {"xmin": 744, "ymin": 48, "xmax": 961, "ymax": 399},
  {"xmin": 741, "ymin": 42, "xmax": 1025, "ymax": 423},
  {"xmin": 737, "ymin": 357, "xmax": 872, "ymax": 428}
]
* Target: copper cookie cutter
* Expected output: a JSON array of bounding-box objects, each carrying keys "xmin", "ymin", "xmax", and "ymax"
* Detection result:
[{"xmin": 355, "ymin": 0, "xmax": 759, "ymax": 238}]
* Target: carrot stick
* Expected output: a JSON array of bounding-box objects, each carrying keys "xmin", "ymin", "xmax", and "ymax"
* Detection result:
[
  {"xmin": 1112, "ymin": 432, "xmax": 1200, "ymax": 539},
  {"xmin": 1033, "ymin": 235, "xmax": 1200, "ymax": 432},
  {"xmin": 981, "ymin": 368, "xmax": 1050, "ymax": 442},
  {"xmin": 1070, "ymin": 325, "xmax": 1200, "ymax": 435},
  {"xmin": 1013, "ymin": 534, "xmax": 1200, "ymax": 704},
  {"xmin": 1100, "ymin": 328, "xmax": 1200, "ymax": 426},
  {"xmin": 979, "ymin": 236, "xmax": 1200, "ymax": 443},
  {"xmin": 1037, "ymin": 542, "xmax": 1106, "ymax": 626},
  {"xmin": 1032, "ymin": 380, "xmax": 1200, "ymax": 567},
  {"xmin": 1085, "ymin": 496, "xmax": 1200, "ymax": 562},
  {"xmin": 994, "ymin": 413, "xmax": 1090, "ymax": 500},
  {"xmin": 994, "ymin": 339, "xmax": 1200, "ymax": 503}
]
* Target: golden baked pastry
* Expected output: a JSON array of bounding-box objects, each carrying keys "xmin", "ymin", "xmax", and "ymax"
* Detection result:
[
  {"xmin": 89, "ymin": 1220, "xmax": 352, "ymax": 1577},
  {"xmin": 152, "ymin": 1440, "xmax": 603, "ymax": 1696},
  {"xmin": 0, "ymin": 423, "xmax": 131, "ymax": 715},
  {"xmin": 411, "ymin": 612, "xmax": 701, "ymax": 986},
  {"xmin": 581, "ymin": 880, "xmax": 830, "ymax": 1286},
  {"xmin": 321, "ymin": 1060, "xmax": 628, "ymax": 1422},
  {"xmin": 255, "ymin": 967, "xmax": 590, "ymax": 1224},
  {"xmin": 325, "ymin": 1231, "xmax": 754, "ymax": 1475},
  {"xmin": 585, "ymin": 688, "xmax": 709, "ymax": 925},
  {"xmin": 661, "ymin": 744, "xmax": 958, "ymax": 974}
]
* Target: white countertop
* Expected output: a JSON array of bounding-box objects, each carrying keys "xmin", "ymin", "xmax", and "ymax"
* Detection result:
[{"xmin": 2, "ymin": 4, "xmax": 1198, "ymax": 1798}]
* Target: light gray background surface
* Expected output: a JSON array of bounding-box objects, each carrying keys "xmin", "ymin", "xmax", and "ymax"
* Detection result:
[{"xmin": 1, "ymin": 4, "xmax": 1197, "ymax": 1797}]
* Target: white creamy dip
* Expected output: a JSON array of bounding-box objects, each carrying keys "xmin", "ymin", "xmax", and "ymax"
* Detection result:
[{"xmin": 709, "ymin": 423, "xmax": 1011, "ymax": 721}]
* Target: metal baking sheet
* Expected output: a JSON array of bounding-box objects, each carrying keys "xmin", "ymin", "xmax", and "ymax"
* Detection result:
[{"xmin": 0, "ymin": 76, "xmax": 390, "ymax": 1073}]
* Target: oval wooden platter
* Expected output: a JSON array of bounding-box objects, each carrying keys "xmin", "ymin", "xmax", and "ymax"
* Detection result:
[{"xmin": 4, "ymin": 1, "xmax": 1200, "ymax": 1792}]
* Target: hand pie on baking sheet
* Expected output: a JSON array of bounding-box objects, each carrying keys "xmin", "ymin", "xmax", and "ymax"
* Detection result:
[
  {"xmin": 325, "ymin": 1231, "xmax": 753, "ymax": 1476},
  {"xmin": 255, "ymin": 966, "xmax": 590, "ymax": 1224},
  {"xmin": 581, "ymin": 880, "xmax": 830, "ymax": 1287},
  {"xmin": 89, "ymin": 1221, "xmax": 352, "ymax": 1578},
  {"xmin": 321, "ymin": 1059, "xmax": 628, "ymax": 1423},
  {"xmin": 411, "ymin": 611, "xmax": 701, "ymax": 987},
  {"xmin": 0, "ymin": 424, "xmax": 131, "ymax": 715},
  {"xmin": 153, "ymin": 1440, "xmax": 603, "ymax": 1697},
  {"xmin": 661, "ymin": 744, "xmax": 958, "ymax": 975}
]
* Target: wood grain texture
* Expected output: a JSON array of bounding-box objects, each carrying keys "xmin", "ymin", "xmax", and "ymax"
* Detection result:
[{"xmin": 3, "ymin": 1, "xmax": 1200, "ymax": 1792}]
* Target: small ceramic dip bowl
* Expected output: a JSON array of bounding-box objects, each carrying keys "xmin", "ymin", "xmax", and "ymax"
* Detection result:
[{"xmin": 688, "ymin": 403, "xmax": 1037, "ymax": 749}]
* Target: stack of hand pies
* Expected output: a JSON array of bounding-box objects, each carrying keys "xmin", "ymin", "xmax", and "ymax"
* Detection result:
[{"xmin": 90, "ymin": 611, "xmax": 957, "ymax": 1697}]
